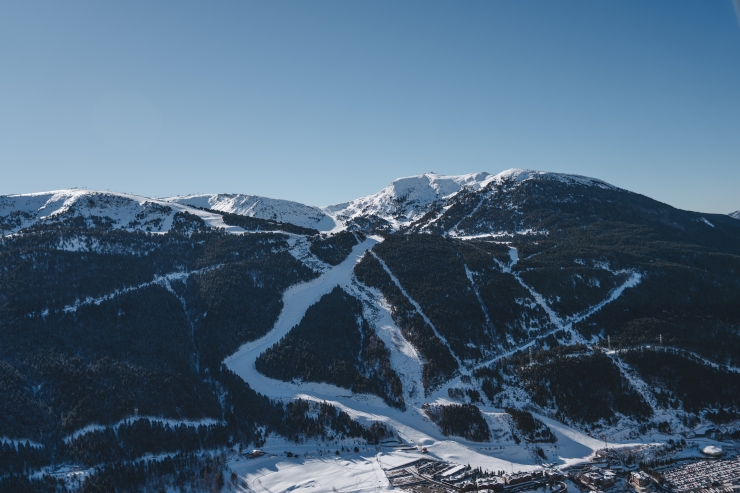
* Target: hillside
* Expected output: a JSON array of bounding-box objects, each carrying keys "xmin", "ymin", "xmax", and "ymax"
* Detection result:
[
  {"xmin": 166, "ymin": 193, "xmax": 336, "ymax": 231},
  {"xmin": 2, "ymin": 169, "xmax": 740, "ymax": 492}
]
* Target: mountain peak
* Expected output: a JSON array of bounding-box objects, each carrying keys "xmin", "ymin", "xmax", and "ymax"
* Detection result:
[
  {"xmin": 322, "ymin": 172, "xmax": 492, "ymax": 229},
  {"xmin": 485, "ymin": 168, "xmax": 617, "ymax": 190}
]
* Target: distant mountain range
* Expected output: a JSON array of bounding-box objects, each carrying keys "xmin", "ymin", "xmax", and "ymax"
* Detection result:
[
  {"xmin": 2, "ymin": 169, "xmax": 739, "ymax": 491},
  {"xmin": 2, "ymin": 169, "xmax": 737, "ymax": 235}
]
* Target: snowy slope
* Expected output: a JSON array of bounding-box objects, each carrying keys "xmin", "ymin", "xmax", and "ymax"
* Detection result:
[
  {"xmin": 482, "ymin": 168, "xmax": 617, "ymax": 190},
  {"xmin": 165, "ymin": 193, "xmax": 336, "ymax": 231},
  {"xmin": 323, "ymin": 172, "xmax": 491, "ymax": 229},
  {"xmin": 0, "ymin": 189, "xmax": 243, "ymax": 234},
  {"xmin": 322, "ymin": 169, "xmax": 617, "ymax": 231},
  {"xmin": 1, "ymin": 169, "xmax": 620, "ymax": 236},
  {"xmin": 6, "ymin": 169, "xmax": 735, "ymax": 487},
  {"xmin": 731, "ymin": 210, "xmax": 740, "ymax": 220}
]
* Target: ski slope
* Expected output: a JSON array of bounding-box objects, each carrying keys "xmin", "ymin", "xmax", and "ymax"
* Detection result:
[
  {"xmin": 0, "ymin": 189, "xmax": 245, "ymax": 235},
  {"xmin": 223, "ymin": 240, "xmax": 651, "ymax": 488}
]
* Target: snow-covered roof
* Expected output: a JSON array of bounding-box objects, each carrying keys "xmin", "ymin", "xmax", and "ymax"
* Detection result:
[{"xmin": 701, "ymin": 445, "xmax": 723, "ymax": 457}]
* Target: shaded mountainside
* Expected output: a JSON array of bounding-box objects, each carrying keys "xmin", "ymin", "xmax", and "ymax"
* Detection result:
[
  {"xmin": 2, "ymin": 169, "xmax": 740, "ymax": 489},
  {"xmin": 0, "ymin": 216, "xmax": 391, "ymax": 487},
  {"xmin": 423, "ymin": 403, "xmax": 491, "ymax": 442},
  {"xmin": 354, "ymin": 251, "xmax": 459, "ymax": 391},
  {"xmin": 309, "ymin": 230, "xmax": 361, "ymax": 265}
]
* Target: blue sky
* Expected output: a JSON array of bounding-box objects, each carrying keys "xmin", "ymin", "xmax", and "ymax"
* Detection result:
[{"xmin": 1, "ymin": 1, "xmax": 739, "ymax": 213}]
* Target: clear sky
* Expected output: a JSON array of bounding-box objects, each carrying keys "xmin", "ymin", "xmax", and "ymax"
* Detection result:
[{"xmin": 1, "ymin": 1, "xmax": 739, "ymax": 213}]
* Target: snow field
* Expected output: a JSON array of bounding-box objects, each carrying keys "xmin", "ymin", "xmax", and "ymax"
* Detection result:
[{"xmin": 0, "ymin": 189, "xmax": 246, "ymax": 235}]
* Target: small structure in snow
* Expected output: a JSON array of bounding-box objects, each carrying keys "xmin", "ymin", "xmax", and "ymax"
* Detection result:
[
  {"xmin": 248, "ymin": 449, "xmax": 265, "ymax": 459},
  {"xmin": 503, "ymin": 471, "xmax": 532, "ymax": 485},
  {"xmin": 701, "ymin": 445, "xmax": 723, "ymax": 457},
  {"xmin": 629, "ymin": 471, "xmax": 652, "ymax": 492}
]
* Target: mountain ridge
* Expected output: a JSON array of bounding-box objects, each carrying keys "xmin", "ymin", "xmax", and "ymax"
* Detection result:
[{"xmin": 0, "ymin": 169, "xmax": 631, "ymax": 236}]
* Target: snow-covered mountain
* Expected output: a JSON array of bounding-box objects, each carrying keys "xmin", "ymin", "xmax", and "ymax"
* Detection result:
[
  {"xmin": 166, "ymin": 193, "xmax": 336, "ymax": 231},
  {"xmin": 487, "ymin": 168, "xmax": 616, "ymax": 188},
  {"xmin": 731, "ymin": 210, "xmax": 740, "ymax": 220},
  {"xmin": 322, "ymin": 169, "xmax": 618, "ymax": 231},
  {"xmin": 323, "ymin": 172, "xmax": 491, "ymax": 229},
  {"xmin": 0, "ymin": 189, "xmax": 244, "ymax": 234},
  {"xmin": 3, "ymin": 168, "xmax": 740, "ymax": 492},
  {"xmin": 1, "ymin": 169, "xmax": 622, "ymax": 237}
]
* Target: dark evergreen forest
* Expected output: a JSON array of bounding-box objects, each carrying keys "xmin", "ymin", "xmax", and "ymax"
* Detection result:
[{"xmin": 0, "ymin": 215, "xmax": 392, "ymax": 489}]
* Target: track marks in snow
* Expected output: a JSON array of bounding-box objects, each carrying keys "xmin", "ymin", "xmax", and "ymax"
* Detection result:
[
  {"xmin": 225, "ymin": 237, "xmax": 385, "ymax": 402},
  {"xmin": 568, "ymin": 272, "xmax": 641, "ymax": 327},
  {"xmin": 162, "ymin": 278, "xmax": 201, "ymax": 373},
  {"xmin": 463, "ymin": 264, "xmax": 494, "ymax": 334},
  {"xmin": 64, "ymin": 417, "xmax": 222, "ymax": 444},
  {"xmin": 370, "ymin": 252, "xmax": 463, "ymax": 370},
  {"xmin": 445, "ymin": 188, "xmax": 496, "ymax": 237},
  {"xmin": 606, "ymin": 352, "xmax": 659, "ymax": 415},
  {"xmin": 349, "ymin": 281, "xmax": 424, "ymax": 404},
  {"xmin": 60, "ymin": 265, "xmax": 223, "ymax": 314}
]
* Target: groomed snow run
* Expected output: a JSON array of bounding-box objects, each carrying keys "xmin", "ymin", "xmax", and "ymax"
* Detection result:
[{"xmin": 224, "ymin": 238, "xmax": 652, "ymax": 486}]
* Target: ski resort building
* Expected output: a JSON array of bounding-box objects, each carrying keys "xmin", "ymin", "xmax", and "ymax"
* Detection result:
[{"xmin": 629, "ymin": 471, "xmax": 653, "ymax": 492}]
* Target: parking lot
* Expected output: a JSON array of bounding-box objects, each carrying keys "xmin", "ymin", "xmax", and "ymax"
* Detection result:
[{"xmin": 662, "ymin": 458, "xmax": 740, "ymax": 492}]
